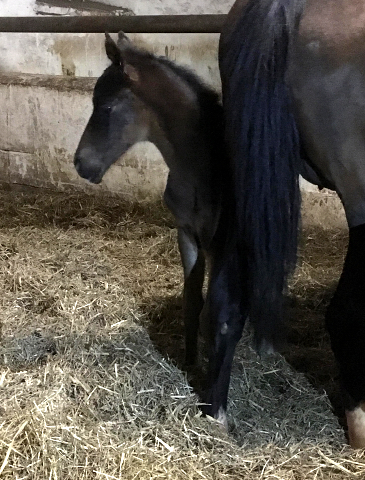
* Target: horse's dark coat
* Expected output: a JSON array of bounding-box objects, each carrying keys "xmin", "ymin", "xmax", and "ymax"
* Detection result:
[{"xmin": 220, "ymin": 0, "xmax": 365, "ymax": 446}]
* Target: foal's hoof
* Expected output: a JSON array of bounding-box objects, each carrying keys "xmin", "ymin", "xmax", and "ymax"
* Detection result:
[
  {"xmin": 255, "ymin": 335, "xmax": 275, "ymax": 356},
  {"xmin": 347, "ymin": 403, "xmax": 365, "ymax": 448},
  {"xmin": 214, "ymin": 407, "xmax": 228, "ymax": 430},
  {"xmin": 204, "ymin": 407, "xmax": 228, "ymax": 431}
]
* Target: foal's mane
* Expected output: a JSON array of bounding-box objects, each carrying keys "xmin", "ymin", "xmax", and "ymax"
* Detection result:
[
  {"xmin": 152, "ymin": 52, "xmax": 224, "ymax": 154},
  {"xmin": 120, "ymin": 44, "xmax": 225, "ymax": 162},
  {"xmin": 120, "ymin": 42, "xmax": 223, "ymax": 134},
  {"xmin": 156, "ymin": 54, "xmax": 221, "ymax": 113}
]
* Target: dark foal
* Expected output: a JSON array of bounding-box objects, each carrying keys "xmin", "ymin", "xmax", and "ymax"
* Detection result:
[{"xmin": 74, "ymin": 33, "xmax": 242, "ymax": 426}]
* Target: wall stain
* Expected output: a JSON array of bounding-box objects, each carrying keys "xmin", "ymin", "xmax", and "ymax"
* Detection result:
[{"xmin": 51, "ymin": 37, "xmax": 83, "ymax": 77}]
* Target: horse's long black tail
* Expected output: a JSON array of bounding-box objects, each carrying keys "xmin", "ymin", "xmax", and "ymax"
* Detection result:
[{"xmin": 220, "ymin": 0, "xmax": 305, "ymax": 349}]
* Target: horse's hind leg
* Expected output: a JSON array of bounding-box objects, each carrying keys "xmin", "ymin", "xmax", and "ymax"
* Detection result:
[
  {"xmin": 178, "ymin": 227, "xmax": 205, "ymax": 365},
  {"xmin": 203, "ymin": 253, "xmax": 247, "ymax": 426},
  {"xmin": 325, "ymin": 224, "xmax": 365, "ymax": 448}
]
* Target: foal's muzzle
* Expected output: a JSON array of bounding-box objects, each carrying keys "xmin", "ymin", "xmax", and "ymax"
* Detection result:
[{"xmin": 74, "ymin": 154, "xmax": 104, "ymax": 184}]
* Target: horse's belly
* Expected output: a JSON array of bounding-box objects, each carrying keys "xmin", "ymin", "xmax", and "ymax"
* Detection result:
[{"xmin": 289, "ymin": 41, "xmax": 365, "ymax": 227}]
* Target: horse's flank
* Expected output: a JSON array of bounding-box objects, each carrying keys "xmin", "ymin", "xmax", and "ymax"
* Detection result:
[
  {"xmin": 220, "ymin": 0, "xmax": 365, "ymax": 448},
  {"xmin": 299, "ymin": 0, "xmax": 365, "ymax": 63},
  {"xmin": 224, "ymin": 0, "xmax": 365, "ymax": 64}
]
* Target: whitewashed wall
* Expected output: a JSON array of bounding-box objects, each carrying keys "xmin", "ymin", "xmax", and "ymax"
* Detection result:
[
  {"xmin": 0, "ymin": 0, "xmax": 227, "ymax": 83},
  {"xmin": 0, "ymin": 0, "xmax": 35, "ymax": 15},
  {"xmin": 0, "ymin": 33, "xmax": 221, "ymax": 86},
  {"xmin": 0, "ymin": 0, "xmax": 232, "ymax": 16}
]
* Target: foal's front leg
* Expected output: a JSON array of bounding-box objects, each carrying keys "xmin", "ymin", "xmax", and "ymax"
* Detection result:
[
  {"xmin": 203, "ymin": 253, "xmax": 247, "ymax": 427},
  {"xmin": 178, "ymin": 227, "xmax": 205, "ymax": 365}
]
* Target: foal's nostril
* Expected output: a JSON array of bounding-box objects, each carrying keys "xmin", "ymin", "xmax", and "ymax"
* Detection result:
[
  {"xmin": 73, "ymin": 153, "xmax": 103, "ymax": 184},
  {"xmin": 74, "ymin": 155, "xmax": 83, "ymax": 175},
  {"xmin": 74, "ymin": 154, "xmax": 81, "ymax": 167}
]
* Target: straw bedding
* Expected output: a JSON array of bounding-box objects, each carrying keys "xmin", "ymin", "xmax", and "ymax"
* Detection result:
[{"xmin": 0, "ymin": 189, "xmax": 364, "ymax": 479}]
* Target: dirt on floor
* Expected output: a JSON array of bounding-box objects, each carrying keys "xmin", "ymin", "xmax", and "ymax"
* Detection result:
[{"xmin": 0, "ymin": 188, "xmax": 364, "ymax": 479}]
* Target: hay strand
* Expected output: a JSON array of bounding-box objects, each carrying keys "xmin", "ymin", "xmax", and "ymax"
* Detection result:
[{"xmin": 0, "ymin": 189, "xmax": 363, "ymax": 479}]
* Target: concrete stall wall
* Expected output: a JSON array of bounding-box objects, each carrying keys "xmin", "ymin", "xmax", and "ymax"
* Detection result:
[
  {"xmin": 0, "ymin": 32, "xmax": 221, "ymax": 86},
  {"xmin": 1, "ymin": 0, "xmax": 232, "ymax": 16},
  {"xmin": 0, "ymin": 72, "xmax": 345, "ymax": 229}
]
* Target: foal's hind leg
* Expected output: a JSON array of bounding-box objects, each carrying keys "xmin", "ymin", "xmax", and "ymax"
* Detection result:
[
  {"xmin": 203, "ymin": 253, "xmax": 247, "ymax": 426},
  {"xmin": 178, "ymin": 227, "xmax": 205, "ymax": 365},
  {"xmin": 326, "ymin": 224, "xmax": 365, "ymax": 448}
]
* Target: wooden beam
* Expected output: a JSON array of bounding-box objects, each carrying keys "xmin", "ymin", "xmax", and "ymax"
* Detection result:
[{"xmin": 0, "ymin": 15, "xmax": 226, "ymax": 33}]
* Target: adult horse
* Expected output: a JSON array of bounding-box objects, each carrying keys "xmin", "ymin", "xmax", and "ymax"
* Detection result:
[{"xmin": 220, "ymin": 0, "xmax": 365, "ymax": 447}]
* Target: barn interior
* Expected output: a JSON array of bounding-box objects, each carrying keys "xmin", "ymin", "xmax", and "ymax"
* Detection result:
[{"xmin": 0, "ymin": 1, "xmax": 364, "ymax": 479}]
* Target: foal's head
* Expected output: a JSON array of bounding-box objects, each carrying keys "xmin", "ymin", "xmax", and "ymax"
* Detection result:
[
  {"xmin": 74, "ymin": 34, "xmax": 149, "ymax": 184},
  {"xmin": 75, "ymin": 33, "xmax": 223, "ymax": 184}
]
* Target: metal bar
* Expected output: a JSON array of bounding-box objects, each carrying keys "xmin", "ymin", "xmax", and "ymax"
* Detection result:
[{"xmin": 0, "ymin": 15, "xmax": 226, "ymax": 33}]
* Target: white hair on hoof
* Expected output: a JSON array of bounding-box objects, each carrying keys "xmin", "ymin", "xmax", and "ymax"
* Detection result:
[
  {"xmin": 215, "ymin": 407, "xmax": 228, "ymax": 430},
  {"xmin": 346, "ymin": 403, "xmax": 365, "ymax": 449},
  {"xmin": 206, "ymin": 407, "xmax": 228, "ymax": 430}
]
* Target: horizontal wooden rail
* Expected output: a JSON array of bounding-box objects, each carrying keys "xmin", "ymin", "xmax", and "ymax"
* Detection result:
[{"xmin": 0, "ymin": 15, "xmax": 226, "ymax": 33}]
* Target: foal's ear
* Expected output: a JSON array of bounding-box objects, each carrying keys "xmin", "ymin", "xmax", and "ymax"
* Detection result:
[
  {"xmin": 116, "ymin": 31, "xmax": 139, "ymax": 82},
  {"xmin": 117, "ymin": 31, "xmax": 131, "ymax": 50},
  {"xmin": 105, "ymin": 32, "xmax": 123, "ymax": 66},
  {"xmin": 123, "ymin": 63, "xmax": 140, "ymax": 84}
]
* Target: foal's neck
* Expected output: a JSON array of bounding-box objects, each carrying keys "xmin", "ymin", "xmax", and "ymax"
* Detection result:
[
  {"xmin": 124, "ymin": 50, "xmax": 202, "ymax": 159},
  {"xmin": 123, "ymin": 47, "xmax": 223, "ymax": 179},
  {"xmin": 146, "ymin": 101, "xmax": 209, "ymax": 180},
  {"xmin": 146, "ymin": 111, "xmax": 177, "ymax": 170}
]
